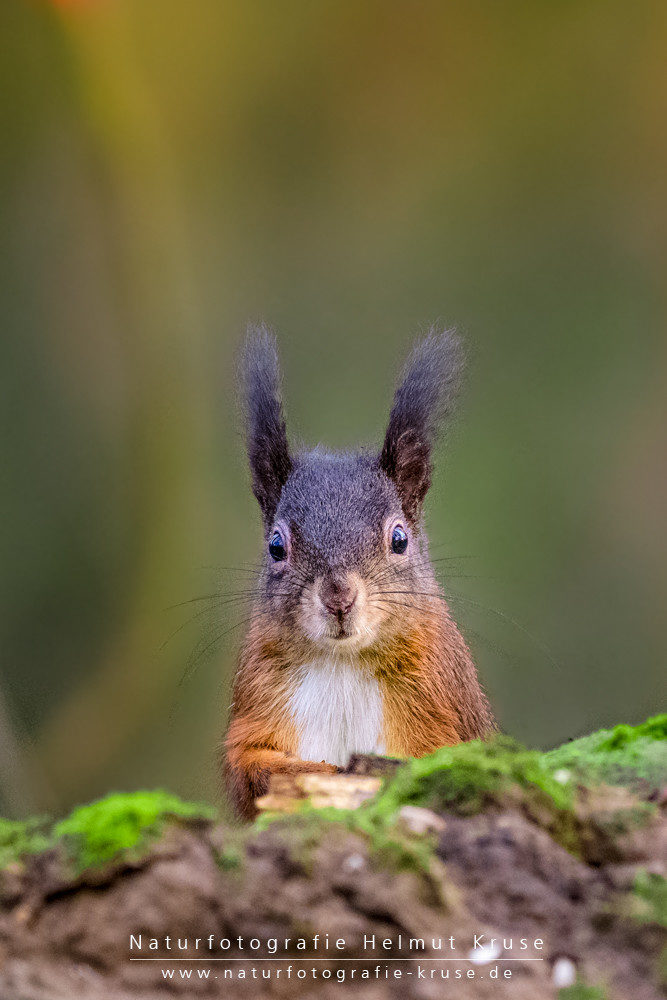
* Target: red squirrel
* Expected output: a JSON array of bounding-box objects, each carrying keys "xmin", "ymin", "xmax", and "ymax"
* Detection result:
[{"xmin": 224, "ymin": 325, "xmax": 496, "ymax": 819}]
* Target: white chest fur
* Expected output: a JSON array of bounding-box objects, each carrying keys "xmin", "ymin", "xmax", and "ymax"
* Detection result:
[{"xmin": 288, "ymin": 659, "xmax": 385, "ymax": 767}]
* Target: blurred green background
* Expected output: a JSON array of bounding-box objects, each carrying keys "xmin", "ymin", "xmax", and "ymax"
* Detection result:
[{"xmin": 1, "ymin": 0, "xmax": 665, "ymax": 818}]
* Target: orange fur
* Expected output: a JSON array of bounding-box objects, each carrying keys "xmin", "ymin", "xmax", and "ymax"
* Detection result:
[
  {"xmin": 223, "ymin": 598, "xmax": 495, "ymax": 819},
  {"xmin": 223, "ymin": 620, "xmax": 339, "ymax": 818}
]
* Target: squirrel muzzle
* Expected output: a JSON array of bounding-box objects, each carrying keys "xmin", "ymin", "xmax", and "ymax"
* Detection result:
[{"xmin": 319, "ymin": 573, "xmax": 358, "ymax": 619}]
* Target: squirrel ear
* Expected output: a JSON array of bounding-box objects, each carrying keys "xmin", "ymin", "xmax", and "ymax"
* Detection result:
[
  {"xmin": 380, "ymin": 329, "xmax": 463, "ymax": 522},
  {"xmin": 240, "ymin": 324, "xmax": 292, "ymax": 526}
]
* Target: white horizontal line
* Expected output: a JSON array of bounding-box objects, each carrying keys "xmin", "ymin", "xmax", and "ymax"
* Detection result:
[{"xmin": 128, "ymin": 958, "xmax": 544, "ymax": 962}]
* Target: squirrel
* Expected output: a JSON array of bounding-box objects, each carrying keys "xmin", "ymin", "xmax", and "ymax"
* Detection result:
[{"xmin": 223, "ymin": 325, "xmax": 496, "ymax": 819}]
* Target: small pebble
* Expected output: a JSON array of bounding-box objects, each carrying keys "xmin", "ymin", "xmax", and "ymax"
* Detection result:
[
  {"xmin": 553, "ymin": 769, "xmax": 572, "ymax": 785},
  {"xmin": 469, "ymin": 940, "xmax": 502, "ymax": 964},
  {"xmin": 552, "ymin": 957, "xmax": 577, "ymax": 988},
  {"xmin": 398, "ymin": 806, "xmax": 446, "ymax": 836},
  {"xmin": 344, "ymin": 853, "xmax": 364, "ymax": 871}
]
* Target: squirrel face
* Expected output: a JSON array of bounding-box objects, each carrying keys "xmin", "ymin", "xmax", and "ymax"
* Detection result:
[
  {"xmin": 240, "ymin": 325, "xmax": 463, "ymax": 655},
  {"xmin": 263, "ymin": 453, "xmax": 435, "ymax": 650}
]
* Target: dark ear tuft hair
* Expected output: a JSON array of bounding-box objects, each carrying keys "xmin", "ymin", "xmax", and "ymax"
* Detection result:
[
  {"xmin": 380, "ymin": 328, "xmax": 463, "ymax": 522},
  {"xmin": 240, "ymin": 324, "xmax": 292, "ymax": 527}
]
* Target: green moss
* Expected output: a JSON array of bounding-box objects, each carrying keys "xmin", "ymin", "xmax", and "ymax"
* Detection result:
[
  {"xmin": 333, "ymin": 805, "xmax": 436, "ymax": 876},
  {"xmin": 0, "ymin": 817, "xmax": 53, "ymax": 868},
  {"xmin": 54, "ymin": 791, "xmax": 216, "ymax": 872},
  {"xmin": 632, "ymin": 870, "xmax": 667, "ymax": 929},
  {"xmin": 254, "ymin": 723, "xmax": 662, "ymax": 869},
  {"xmin": 546, "ymin": 714, "xmax": 667, "ymax": 789},
  {"xmin": 254, "ymin": 809, "xmax": 345, "ymax": 877},
  {"xmin": 599, "ymin": 714, "xmax": 666, "ymax": 747},
  {"xmin": 258, "ymin": 808, "xmax": 347, "ymax": 860},
  {"xmin": 1, "ymin": 792, "xmax": 218, "ymax": 874},
  {"xmin": 366, "ymin": 735, "xmax": 573, "ymax": 819},
  {"xmin": 215, "ymin": 828, "xmax": 247, "ymax": 873},
  {"xmin": 255, "ymin": 736, "xmax": 576, "ymax": 877},
  {"xmin": 256, "ymin": 803, "xmax": 435, "ymax": 880},
  {"xmin": 559, "ymin": 984, "xmax": 607, "ymax": 1000}
]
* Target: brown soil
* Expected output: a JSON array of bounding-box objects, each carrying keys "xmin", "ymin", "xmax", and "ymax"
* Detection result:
[{"xmin": 0, "ymin": 782, "xmax": 664, "ymax": 1000}]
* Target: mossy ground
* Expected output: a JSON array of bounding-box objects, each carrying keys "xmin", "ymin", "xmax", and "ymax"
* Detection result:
[
  {"xmin": 0, "ymin": 717, "xmax": 663, "ymax": 1000},
  {"xmin": 0, "ymin": 791, "xmax": 215, "ymax": 873},
  {"xmin": 255, "ymin": 802, "xmax": 436, "ymax": 880},
  {"xmin": 254, "ymin": 735, "xmax": 576, "ymax": 875},
  {"xmin": 632, "ymin": 870, "xmax": 667, "ymax": 929},
  {"xmin": 558, "ymin": 984, "xmax": 607, "ymax": 1000},
  {"xmin": 546, "ymin": 714, "xmax": 667, "ymax": 789},
  {"xmin": 0, "ymin": 715, "xmax": 664, "ymax": 875},
  {"xmin": 254, "ymin": 716, "xmax": 665, "ymax": 872},
  {"xmin": 349, "ymin": 735, "xmax": 577, "ymax": 867},
  {"xmin": 54, "ymin": 790, "xmax": 216, "ymax": 872},
  {"xmin": 0, "ymin": 817, "xmax": 53, "ymax": 868},
  {"xmin": 364, "ymin": 734, "xmax": 573, "ymax": 817}
]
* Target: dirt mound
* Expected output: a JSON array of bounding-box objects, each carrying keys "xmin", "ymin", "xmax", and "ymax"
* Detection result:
[{"xmin": 0, "ymin": 719, "xmax": 664, "ymax": 1000}]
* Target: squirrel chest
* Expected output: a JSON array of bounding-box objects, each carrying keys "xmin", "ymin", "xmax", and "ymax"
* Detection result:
[{"xmin": 288, "ymin": 659, "xmax": 386, "ymax": 767}]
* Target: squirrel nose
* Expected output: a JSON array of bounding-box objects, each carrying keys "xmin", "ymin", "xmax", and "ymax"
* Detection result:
[{"xmin": 320, "ymin": 576, "xmax": 358, "ymax": 617}]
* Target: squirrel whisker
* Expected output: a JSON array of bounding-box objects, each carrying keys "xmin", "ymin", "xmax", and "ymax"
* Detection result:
[
  {"xmin": 196, "ymin": 563, "xmax": 265, "ymax": 576},
  {"xmin": 179, "ymin": 608, "xmax": 278, "ymax": 689},
  {"xmin": 442, "ymin": 589, "xmax": 563, "ymax": 673}
]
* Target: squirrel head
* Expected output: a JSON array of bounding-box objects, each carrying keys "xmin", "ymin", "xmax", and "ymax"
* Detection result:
[{"xmin": 240, "ymin": 325, "xmax": 463, "ymax": 653}]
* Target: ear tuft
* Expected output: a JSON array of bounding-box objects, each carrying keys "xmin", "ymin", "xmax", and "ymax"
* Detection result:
[
  {"xmin": 380, "ymin": 328, "xmax": 463, "ymax": 522},
  {"xmin": 240, "ymin": 324, "xmax": 292, "ymax": 526}
]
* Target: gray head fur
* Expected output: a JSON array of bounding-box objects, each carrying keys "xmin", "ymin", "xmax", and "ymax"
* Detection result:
[
  {"xmin": 380, "ymin": 331, "xmax": 463, "ymax": 521},
  {"xmin": 240, "ymin": 323, "xmax": 463, "ymax": 647}
]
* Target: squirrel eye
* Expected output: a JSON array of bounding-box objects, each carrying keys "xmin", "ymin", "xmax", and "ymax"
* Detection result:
[
  {"xmin": 391, "ymin": 525, "xmax": 408, "ymax": 555},
  {"xmin": 268, "ymin": 529, "xmax": 287, "ymax": 562}
]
